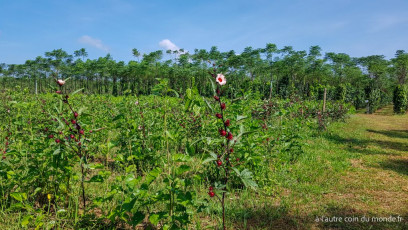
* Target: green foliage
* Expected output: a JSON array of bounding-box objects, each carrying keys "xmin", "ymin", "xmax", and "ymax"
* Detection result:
[
  {"xmin": 0, "ymin": 85, "xmax": 353, "ymax": 229},
  {"xmin": 393, "ymin": 85, "xmax": 408, "ymax": 114},
  {"xmin": 335, "ymin": 84, "xmax": 346, "ymax": 101},
  {"xmin": 368, "ymin": 88, "xmax": 382, "ymax": 113}
]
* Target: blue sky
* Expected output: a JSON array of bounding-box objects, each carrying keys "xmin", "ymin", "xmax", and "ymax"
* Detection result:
[{"xmin": 1, "ymin": 0, "xmax": 408, "ymax": 64}]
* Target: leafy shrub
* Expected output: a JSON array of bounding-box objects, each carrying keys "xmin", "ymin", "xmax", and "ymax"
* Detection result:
[
  {"xmin": 393, "ymin": 85, "xmax": 408, "ymax": 114},
  {"xmin": 368, "ymin": 88, "xmax": 381, "ymax": 113}
]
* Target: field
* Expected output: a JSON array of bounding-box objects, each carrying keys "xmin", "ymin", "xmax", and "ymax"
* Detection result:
[
  {"xmin": 0, "ymin": 82, "xmax": 407, "ymax": 230},
  {"xmin": 2, "ymin": 0, "xmax": 408, "ymax": 229}
]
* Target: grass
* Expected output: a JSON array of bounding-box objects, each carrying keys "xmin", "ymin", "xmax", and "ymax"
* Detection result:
[{"xmin": 224, "ymin": 106, "xmax": 408, "ymax": 229}]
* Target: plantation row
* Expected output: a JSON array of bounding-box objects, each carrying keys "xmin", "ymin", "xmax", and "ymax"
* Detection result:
[
  {"xmin": 1, "ymin": 45, "xmax": 408, "ymax": 114},
  {"xmin": 0, "ymin": 72, "xmax": 352, "ymax": 229}
]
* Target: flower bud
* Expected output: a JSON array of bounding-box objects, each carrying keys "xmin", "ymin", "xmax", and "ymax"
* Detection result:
[
  {"xmin": 227, "ymin": 132, "xmax": 233, "ymax": 140},
  {"xmin": 208, "ymin": 191, "xmax": 215, "ymax": 197},
  {"xmin": 224, "ymin": 119, "xmax": 230, "ymax": 127},
  {"xmin": 219, "ymin": 129, "xmax": 226, "ymax": 136}
]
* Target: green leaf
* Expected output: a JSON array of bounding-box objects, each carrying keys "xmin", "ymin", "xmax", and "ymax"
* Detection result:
[
  {"xmin": 193, "ymin": 104, "xmax": 201, "ymax": 116},
  {"xmin": 231, "ymin": 167, "xmax": 240, "ymax": 176},
  {"xmin": 99, "ymin": 170, "xmax": 111, "ymax": 178},
  {"xmin": 186, "ymin": 88, "xmax": 192, "ymax": 100},
  {"xmin": 209, "ymin": 152, "xmax": 217, "ymax": 159},
  {"xmin": 149, "ymin": 214, "xmax": 160, "ymax": 226},
  {"xmin": 165, "ymin": 130, "xmax": 174, "ymax": 140},
  {"xmin": 53, "ymin": 149, "xmax": 60, "ymax": 155},
  {"xmin": 202, "ymin": 97, "xmax": 214, "ymax": 113},
  {"xmin": 125, "ymin": 174, "xmax": 140, "ymax": 189},
  {"xmin": 107, "ymin": 141, "xmax": 115, "ymax": 149},
  {"xmin": 104, "ymin": 190, "xmax": 117, "ymax": 202},
  {"xmin": 10, "ymin": 192, "xmax": 27, "ymax": 202},
  {"xmin": 126, "ymin": 164, "xmax": 136, "ymax": 173},
  {"xmin": 77, "ymin": 106, "xmax": 86, "ymax": 115},
  {"xmin": 149, "ymin": 212, "xmax": 167, "ymax": 226},
  {"xmin": 70, "ymin": 88, "xmax": 84, "ymax": 96},
  {"xmin": 87, "ymin": 175, "xmax": 104, "ymax": 183},
  {"xmin": 172, "ymin": 153, "xmax": 190, "ymax": 162},
  {"xmin": 167, "ymin": 89, "xmax": 179, "ymax": 98},
  {"xmin": 144, "ymin": 167, "xmax": 162, "ymax": 185},
  {"xmin": 131, "ymin": 211, "xmax": 145, "ymax": 226},
  {"xmin": 89, "ymin": 163, "xmax": 104, "ymax": 169},
  {"xmin": 207, "ymin": 75, "xmax": 216, "ymax": 94},
  {"xmin": 122, "ymin": 197, "xmax": 137, "ymax": 212},
  {"xmin": 176, "ymin": 165, "xmax": 191, "ymax": 175},
  {"xmin": 202, "ymin": 152, "xmax": 217, "ymax": 164},
  {"xmin": 184, "ymin": 99, "xmax": 192, "ymax": 111},
  {"xmin": 190, "ymin": 137, "xmax": 205, "ymax": 146},
  {"xmin": 33, "ymin": 187, "xmax": 42, "ymax": 196},
  {"xmin": 21, "ymin": 215, "xmax": 32, "ymax": 227},
  {"xmin": 52, "ymin": 114, "xmax": 64, "ymax": 129},
  {"xmin": 240, "ymin": 169, "xmax": 258, "ymax": 189},
  {"xmin": 237, "ymin": 115, "xmax": 248, "ymax": 121}
]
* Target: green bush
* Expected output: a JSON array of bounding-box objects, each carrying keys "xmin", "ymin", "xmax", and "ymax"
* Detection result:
[
  {"xmin": 393, "ymin": 85, "xmax": 408, "ymax": 114},
  {"xmin": 368, "ymin": 88, "xmax": 381, "ymax": 113}
]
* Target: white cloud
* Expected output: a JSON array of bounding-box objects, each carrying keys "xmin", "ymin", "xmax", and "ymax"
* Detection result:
[
  {"xmin": 78, "ymin": 35, "xmax": 109, "ymax": 52},
  {"xmin": 159, "ymin": 39, "xmax": 180, "ymax": 51}
]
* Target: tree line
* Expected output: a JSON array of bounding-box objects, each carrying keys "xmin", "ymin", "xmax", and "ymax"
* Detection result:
[{"xmin": 1, "ymin": 44, "xmax": 407, "ymax": 112}]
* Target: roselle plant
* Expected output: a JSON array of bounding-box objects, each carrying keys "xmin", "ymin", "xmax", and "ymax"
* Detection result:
[
  {"xmin": 204, "ymin": 66, "xmax": 257, "ymax": 230},
  {"xmin": 48, "ymin": 77, "xmax": 91, "ymax": 211}
]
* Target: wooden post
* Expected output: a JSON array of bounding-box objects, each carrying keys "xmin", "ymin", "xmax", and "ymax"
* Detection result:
[{"xmin": 323, "ymin": 88, "xmax": 327, "ymax": 113}]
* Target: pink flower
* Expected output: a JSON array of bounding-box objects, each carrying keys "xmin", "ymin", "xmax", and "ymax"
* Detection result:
[
  {"xmin": 216, "ymin": 74, "xmax": 226, "ymax": 86},
  {"xmin": 135, "ymin": 101, "xmax": 139, "ymax": 105},
  {"xmin": 57, "ymin": 79, "xmax": 65, "ymax": 86}
]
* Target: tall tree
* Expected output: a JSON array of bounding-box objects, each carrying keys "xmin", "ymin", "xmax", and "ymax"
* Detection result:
[
  {"xmin": 132, "ymin": 48, "xmax": 141, "ymax": 62},
  {"xmin": 391, "ymin": 50, "xmax": 408, "ymax": 85}
]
